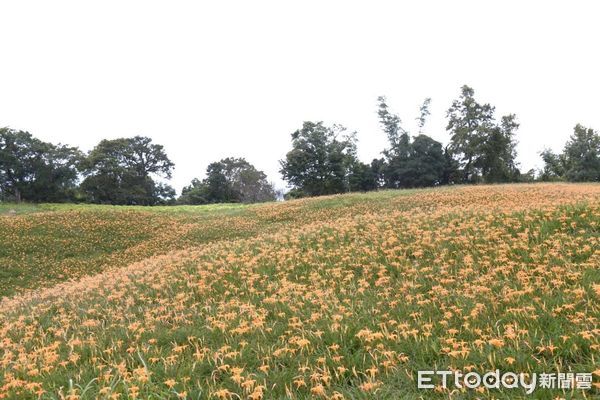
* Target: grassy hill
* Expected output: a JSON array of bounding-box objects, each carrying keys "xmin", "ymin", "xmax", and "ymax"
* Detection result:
[{"xmin": 0, "ymin": 184, "xmax": 599, "ymax": 399}]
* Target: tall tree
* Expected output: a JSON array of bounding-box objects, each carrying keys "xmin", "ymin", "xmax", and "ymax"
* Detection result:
[
  {"xmin": 416, "ymin": 97, "xmax": 432, "ymax": 134},
  {"xmin": 80, "ymin": 136, "xmax": 175, "ymax": 205},
  {"xmin": 542, "ymin": 124, "xmax": 600, "ymax": 182},
  {"xmin": 402, "ymin": 134, "xmax": 446, "ymax": 187},
  {"xmin": 441, "ymin": 144, "xmax": 461, "ymax": 185},
  {"xmin": 178, "ymin": 178, "xmax": 209, "ymax": 204},
  {"xmin": 564, "ymin": 124, "xmax": 600, "ymax": 181},
  {"xmin": 226, "ymin": 159, "xmax": 277, "ymax": 203},
  {"xmin": 369, "ymin": 158, "xmax": 387, "ymax": 188},
  {"xmin": 539, "ymin": 149, "xmax": 568, "ymax": 181},
  {"xmin": 348, "ymin": 161, "xmax": 379, "ymax": 192},
  {"xmin": 377, "ymin": 96, "xmax": 411, "ymax": 187},
  {"xmin": 377, "ymin": 96, "xmax": 409, "ymax": 156},
  {"xmin": 477, "ymin": 114, "xmax": 520, "ymax": 182},
  {"xmin": 125, "ymin": 136, "xmax": 175, "ymax": 178},
  {"xmin": 446, "ymin": 85, "xmax": 496, "ymax": 183},
  {"xmin": 446, "ymin": 85, "xmax": 519, "ymax": 183},
  {"xmin": 377, "ymin": 96, "xmax": 446, "ymax": 188},
  {"xmin": 179, "ymin": 158, "xmax": 276, "ymax": 204},
  {"xmin": 280, "ymin": 122, "xmax": 358, "ymax": 197},
  {"xmin": 0, "ymin": 128, "xmax": 81, "ymax": 202}
]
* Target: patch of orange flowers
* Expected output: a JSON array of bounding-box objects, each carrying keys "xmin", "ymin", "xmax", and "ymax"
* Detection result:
[{"xmin": 0, "ymin": 183, "xmax": 599, "ymax": 398}]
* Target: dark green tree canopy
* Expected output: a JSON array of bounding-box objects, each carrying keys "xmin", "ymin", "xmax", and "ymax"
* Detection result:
[
  {"xmin": 348, "ymin": 160, "xmax": 379, "ymax": 192},
  {"xmin": 0, "ymin": 127, "xmax": 81, "ymax": 202},
  {"xmin": 446, "ymin": 85, "xmax": 519, "ymax": 183},
  {"xmin": 403, "ymin": 134, "xmax": 445, "ymax": 187},
  {"xmin": 541, "ymin": 124, "xmax": 600, "ymax": 182},
  {"xmin": 80, "ymin": 136, "xmax": 175, "ymax": 205},
  {"xmin": 476, "ymin": 114, "xmax": 520, "ymax": 183},
  {"xmin": 81, "ymin": 136, "xmax": 174, "ymax": 179},
  {"xmin": 377, "ymin": 96, "xmax": 445, "ymax": 188},
  {"xmin": 280, "ymin": 121, "xmax": 362, "ymax": 197},
  {"xmin": 179, "ymin": 157, "xmax": 276, "ymax": 204},
  {"xmin": 540, "ymin": 149, "xmax": 567, "ymax": 181},
  {"xmin": 564, "ymin": 124, "xmax": 600, "ymax": 181}
]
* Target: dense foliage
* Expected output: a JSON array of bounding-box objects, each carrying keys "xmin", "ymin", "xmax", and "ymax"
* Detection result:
[
  {"xmin": 540, "ymin": 124, "xmax": 600, "ymax": 182},
  {"xmin": 80, "ymin": 136, "xmax": 176, "ymax": 205},
  {"xmin": 0, "ymin": 128, "xmax": 81, "ymax": 202},
  {"xmin": 446, "ymin": 85, "xmax": 520, "ymax": 183},
  {"xmin": 279, "ymin": 122, "xmax": 366, "ymax": 198},
  {"xmin": 279, "ymin": 86, "xmax": 529, "ymax": 197},
  {"xmin": 178, "ymin": 158, "xmax": 276, "ymax": 204},
  {"xmin": 377, "ymin": 96, "xmax": 446, "ymax": 188}
]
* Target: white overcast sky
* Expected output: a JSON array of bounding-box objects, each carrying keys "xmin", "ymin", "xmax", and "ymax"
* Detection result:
[{"xmin": 1, "ymin": 1, "xmax": 599, "ymax": 193}]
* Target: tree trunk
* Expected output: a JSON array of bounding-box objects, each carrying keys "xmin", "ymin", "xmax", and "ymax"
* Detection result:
[
  {"xmin": 14, "ymin": 187, "xmax": 21, "ymax": 203},
  {"xmin": 464, "ymin": 156, "xmax": 472, "ymax": 183}
]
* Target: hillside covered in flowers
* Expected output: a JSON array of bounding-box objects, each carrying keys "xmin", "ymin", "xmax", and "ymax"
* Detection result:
[{"xmin": 1, "ymin": 184, "xmax": 599, "ymax": 399}]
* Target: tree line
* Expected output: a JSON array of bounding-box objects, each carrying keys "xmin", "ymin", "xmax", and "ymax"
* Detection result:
[
  {"xmin": 0, "ymin": 132, "xmax": 278, "ymax": 205},
  {"xmin": 1, "ymin": 85, "xmax": 599, "ymax": 205},
  {"xmin": 280, "ymin": 85, "xmax": 599, "ymax": 198}
]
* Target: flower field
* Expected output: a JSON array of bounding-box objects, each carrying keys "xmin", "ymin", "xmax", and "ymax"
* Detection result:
[{"xmin": 1, "ymin": 184, "xmax": 599, "ymax": 399}]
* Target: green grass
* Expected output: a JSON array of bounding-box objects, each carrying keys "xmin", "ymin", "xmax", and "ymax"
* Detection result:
[
  {"xmin": 0, "ymin": 202, "xmax": 44, "ymax": 215},
  {"xmin": 0, "ymin": 192, "xmax": 426, "ymax": 298},
  {"xmin": 0, "ymin": 201, "xmax": 251, "ymax": 215},
  {"xmin": 0, "ymin": 204, "xmax": 256, "ymax": 297},
  {"xmin": 0, "ymin": 184, "xmax": 599, "ymax": 399}
]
